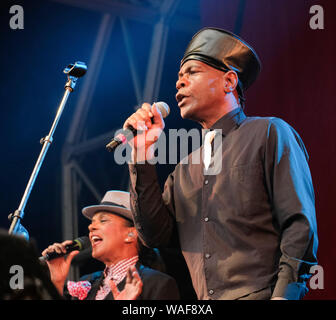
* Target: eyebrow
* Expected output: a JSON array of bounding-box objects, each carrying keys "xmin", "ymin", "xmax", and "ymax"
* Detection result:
[
  {"xmin": 92, "ymin": 213, "xmax": 110, "ymax": 222},
  {"xmin": 178, "ymin": 63, "xmax": 203, "ymax": 78}
]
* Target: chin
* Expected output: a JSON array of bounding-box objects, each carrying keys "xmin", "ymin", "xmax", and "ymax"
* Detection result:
[
  {"xmin": 91, "ymin": 248, "xmax": 102, "ymax": 260},
  {"xmin": 180, "ymin": 107, "xmax": 200, "ymax": 122},
  {"xmin": 180, "ymin": 100, "xmax": 202, "ymax": 120},
  {"xmin": 91, "ymin": 251, "xmax": 98, "ymax": 259},
  {"xmin": 180, "ymin": 105, "xmax": 192, "ymax": 119},
  {"xmin": 180, "ymin": 110, "xmax": 187, "ymax": 119}
]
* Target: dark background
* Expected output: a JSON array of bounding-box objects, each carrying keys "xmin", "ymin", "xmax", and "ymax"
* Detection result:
[{"xmin": 0, "ymin": 0, "xmax": 334, "ymax": 299}]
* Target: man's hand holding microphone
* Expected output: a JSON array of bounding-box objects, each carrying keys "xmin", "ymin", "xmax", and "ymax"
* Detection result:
[{"xmin": 107, "ymin": 102, "xmax": 169, "ymax": 162}]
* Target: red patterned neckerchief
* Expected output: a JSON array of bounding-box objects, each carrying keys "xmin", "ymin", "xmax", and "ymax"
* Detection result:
[{"xmin": 67, "ymin": 280, "xmax": 91, "ymax": 300}]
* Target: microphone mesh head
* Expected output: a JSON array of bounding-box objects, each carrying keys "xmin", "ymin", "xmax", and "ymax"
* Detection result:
[
  {"xmin": 77, "ymin": 236, "xmax": 91, "ymax": 250},
  {"xmin": 155, "ymin": 102, "xmax": 170, "ymax": 118}
]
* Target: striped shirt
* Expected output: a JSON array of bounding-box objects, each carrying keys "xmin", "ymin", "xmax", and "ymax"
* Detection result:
[{"xmin": 95, "ymin": 255, "xmax": 139, "ymax": 300}]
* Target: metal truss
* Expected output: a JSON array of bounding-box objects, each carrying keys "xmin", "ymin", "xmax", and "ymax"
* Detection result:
[{"xmin": 53, "ymin": 0, "xmax": 185, "ymax": 280}]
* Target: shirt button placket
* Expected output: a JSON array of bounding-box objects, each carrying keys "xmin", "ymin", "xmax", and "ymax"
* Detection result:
[{"xmin": 203, "ymin": 174, "xmax": 211, "ymax": 300}]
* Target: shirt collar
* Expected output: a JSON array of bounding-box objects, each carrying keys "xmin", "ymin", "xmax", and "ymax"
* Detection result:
[
  {"xmin": 104, "ymin": 255, "xmax": 139, "ymax": 283},
  {"xmin": 210, "ymin": 107, "xmax": 246, "ymax": 136}
]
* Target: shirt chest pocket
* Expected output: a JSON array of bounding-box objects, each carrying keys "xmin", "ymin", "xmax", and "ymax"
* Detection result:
[{"xmin": 229, "ymin": 162, "xmax": 269, "ymax": 216}]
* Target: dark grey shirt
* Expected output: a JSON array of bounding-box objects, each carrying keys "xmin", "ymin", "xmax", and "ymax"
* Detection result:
[{"xmin": 128, "ymin": 107, "xmax": 318, "ymax": 300}]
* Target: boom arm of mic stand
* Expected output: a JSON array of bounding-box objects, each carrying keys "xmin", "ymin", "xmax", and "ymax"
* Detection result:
[{"xmin": 8, "ymin": 62, "xmax": 87, "ymax": 239}]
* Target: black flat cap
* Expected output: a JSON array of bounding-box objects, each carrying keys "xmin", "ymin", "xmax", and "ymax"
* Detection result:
[{"xmin": 181, "ymin": 27, "xmax": 261, "ymax": 95}]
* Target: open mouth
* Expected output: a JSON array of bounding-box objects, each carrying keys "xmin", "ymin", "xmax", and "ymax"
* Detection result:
[
  {"xmin": 91, "ymin": 235, "xmax": 103, "ymax": 246},
  {"xmin": 178, "ymin": 96, "xmax": 189, "ymax": 107},
  {"xmin": 176, "ymin": 93, "xmax": 189, "ymax": 107}
]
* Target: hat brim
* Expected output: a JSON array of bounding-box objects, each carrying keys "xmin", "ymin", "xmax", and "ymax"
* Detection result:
[{"xmin": 82, "ymin": 204, "xmax": 132, "ymax": 222}]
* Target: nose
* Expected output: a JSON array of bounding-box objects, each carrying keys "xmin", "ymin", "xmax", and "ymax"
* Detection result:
[
  {"xmin": 88, "ymin": 221, "xmax": 97, "ymax": 232},
  {"xmin": 176, "ymin": 76, "xmax": 187, "ymax": 90}
]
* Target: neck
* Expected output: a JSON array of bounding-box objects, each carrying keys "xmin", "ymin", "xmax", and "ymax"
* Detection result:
[
  {"xmin": 105, "ymin": 255, "xmax": 138, "ymax": 268},
  {"xmin": 199, "ymin": 94, "xmax": 240, "ymax": 129}
]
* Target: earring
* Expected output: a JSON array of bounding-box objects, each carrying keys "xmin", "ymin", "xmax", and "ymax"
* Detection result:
[{"xmin": 125, "ymin": 232, "xmax": 134, "ymax": 242}]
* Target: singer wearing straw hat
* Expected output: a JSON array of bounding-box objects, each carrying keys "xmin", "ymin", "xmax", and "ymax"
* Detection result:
[{"xmin": 42, "ymin": 190, "xmax": 180, "ymax": 300}]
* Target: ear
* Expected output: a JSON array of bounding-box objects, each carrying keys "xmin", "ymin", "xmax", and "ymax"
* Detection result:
[
  {"xmin": 223, "ymin": 70, "xmax": 238, "ymax": 93},
  {"xmin": 125, "ymin": 227, "xmax": 137, "ymax": 243}
]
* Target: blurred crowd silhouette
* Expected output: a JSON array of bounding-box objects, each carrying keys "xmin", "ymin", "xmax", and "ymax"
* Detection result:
[{"xmin": 0, "ymin": 229, "xmax": 62, "ymax": 300}]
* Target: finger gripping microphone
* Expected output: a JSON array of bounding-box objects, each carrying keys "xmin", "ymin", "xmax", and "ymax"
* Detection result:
[
  {"xmin": 40, "ymin": 236, "xmax": 91, "ymax": 261},
  {"xmin": 106, "ymin": 101, "xmax": 170, "ymax": 152}
]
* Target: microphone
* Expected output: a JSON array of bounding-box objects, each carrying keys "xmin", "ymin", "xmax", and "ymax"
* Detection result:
[
  {"xmin": 106, "ymin": 101, "xmax": 170, "ymax": 152},
  {"xmin": 39, "ymin": 236, "xmax": 91, "ymax": 261}
]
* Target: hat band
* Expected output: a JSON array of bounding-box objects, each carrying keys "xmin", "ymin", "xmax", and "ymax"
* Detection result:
[
  {"xmin": 100, "ymin": 201, "xmax": 127, "ymax": 209},
  {"xmin": 181, "ymin": 53, "xmax": 230, "ymax": 72},
  {"xmin": 182, "ymin": 53, "xmax": 245, "ymax": 99}
]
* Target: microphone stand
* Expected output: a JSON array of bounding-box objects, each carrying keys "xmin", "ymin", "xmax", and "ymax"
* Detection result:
[{"xmin": 8, "ymin": 62, "xmax": 87, "ymax": 240}]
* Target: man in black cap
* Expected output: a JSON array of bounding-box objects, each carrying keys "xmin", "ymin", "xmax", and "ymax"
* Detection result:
[
  {"xmin": 42, "ymin": 190, "xmax": 180, "ymax": 300},
  {"xmin": 124, "ymin": 28, "xmax": 318, "ymax": 300}
]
